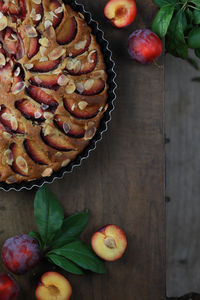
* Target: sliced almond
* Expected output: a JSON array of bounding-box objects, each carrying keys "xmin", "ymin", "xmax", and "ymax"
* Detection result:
[
  {"xmin": 78, "ymin": 12, "xmax": 85, "ymax": 19},
  {"xmin": 24, "ymin": 25, "xmax": 38, "ymax": 37},
  {"xmin": 78, "ymin": 101, "xmax": 88, "ymax": 111},
  {"xmin": 12, "ymin": 81, "xmax": 25, "ymax": 94},
  {"xmin": 57, "ymin": 74, "xmax": 69, "ymax": 86},
  {"xmin": 40, "ymin": 46, "xmax": 47, "ymax": 56},
  {"xmin": 14, "ymin": 66, "xmax": 20, "ymax": 77},
  {"xmin": 32, "ymin": 0, "xmax": 41, "ymax": 4},
  {"xmin": 42, "ymin": 167, "xmax": 53, "ymax": 177},
  {"xmin": 44, "ymin": 112, "xmax": 53, "ymax": 119},
  {"xmin": 4, "ymin": 149, "xmax": 13, "ymax": 165},
  {"xmin": 84, "ymin": 126, "xmax": 96, "ymax": 140},
  {"xmin": 0, "ymin": 53, "xmax": 6, "ymax": 66},
  {"xmin": 55, "ymin": 6, "xmax": 63, "ymax": 14},
  {"xmin": 10, "ymin": 116, "xmax": 18, "ymax": 131},
  {"xmin": 65, "ymin": 80, "xmax": 76, "ymax": 94},
  {"xmin": 2, "ymin": 113, "xmax": 11, "ymax": 121},
  {"xmin": 7, "ymin": 175, "xmax": 17, "ymax": 183},
  {"xmin": 74, "ymin": 40, "xmax": 87, "ymax": 50},
  {"xmin": 84, "ymin": 79, "xmax": 94, "ymax": 91},
  {"xmin": 3, "ymin": 132, "xmax": 12, "ymax": 139},
  {"xmin": 25, "ymin": 63, "xmax": 33, "ymax": 70},
  {"xmin": 39, "ymin": 37, "xmax": 50, "ymax": 47},
  {"xmin": 61, "ymin": 159, "xmax": 70, "ymax": 167},
  {"xmin": 0, "ymin": 16, "xmax": 8, "ymax": 31},
  {"xmin": 16, "ymin": 156, "xmax": 28, "ymax": 175},
  {"xmin": 93, "ymin": 70, "xmax": 105, "ymax": 78},
  {"xmin": 88, "ymin": 50, "xmax": 96, "ymax": 63},
  {"xmin": 39, "ymin": 56, "xmax": 48, "ymax": 62},
  {"xmin": 76, "ymin": 82, "xmax": 84, "ymax": 94},
  {"xmin": 35, "ymin": 14, "xmax": 41, "ymax": 21},
  {"xmin": 34, "ymin": 111, "xmax": 42, "ymax": 119},
  {"xmin": 63, "ymin": 122, "xmax": 70, "ymax": 134},
  {"xmin": 43, "ymin": 125, "xmax": 53, "ymax": 136},
  {"xmin": 44, "ymin": 20, "xmax": 52, "ymax": 29},
  {"xmin": 48, "ymin": 46, "xmax": 65, "ymax": 61},
  {"xmin": 55, "ymin": 152, "xmax": 62, "ymax": 157},
  {"xmin": 34, "ymin": 75, "xmax": 42, "ymax": 84}
]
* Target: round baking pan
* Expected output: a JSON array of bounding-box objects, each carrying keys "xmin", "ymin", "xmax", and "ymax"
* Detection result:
[{"xmin": 0, "ymin": 0, "xmax": 117, "ymax": 191}]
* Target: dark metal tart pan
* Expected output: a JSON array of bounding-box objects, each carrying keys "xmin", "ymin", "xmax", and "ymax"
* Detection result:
[{"xmin": 0, "ymin": 0, "xmax": 117, "ymax": 191}]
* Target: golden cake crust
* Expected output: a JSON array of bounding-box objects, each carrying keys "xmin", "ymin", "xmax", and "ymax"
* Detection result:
[{"xmin": 0, "ymin": 0, "xmax": 108, "ymax": 184}]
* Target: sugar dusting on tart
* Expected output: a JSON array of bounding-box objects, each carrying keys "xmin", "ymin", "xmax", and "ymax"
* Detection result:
[{"xmin": 0, "ymin": 0, "xmax": 108, "ymax": 183}]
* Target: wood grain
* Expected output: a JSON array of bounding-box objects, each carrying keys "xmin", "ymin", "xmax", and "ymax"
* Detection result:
[
  {"xmin": 166, "ymin": 53, "xmax": 200, "ymax": 297},
  {"xmin": 0, "ymin": 1, "xmax": 165, "ymax": 299}
]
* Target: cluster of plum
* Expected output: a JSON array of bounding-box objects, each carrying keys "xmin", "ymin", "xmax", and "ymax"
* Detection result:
[
  {"xmin": 0, "ymin": 225, "xmax": 127, "ymax": 299},
  {"xmin": 104, "ymin": 0, "xmax": 163, "ymax": 64}
]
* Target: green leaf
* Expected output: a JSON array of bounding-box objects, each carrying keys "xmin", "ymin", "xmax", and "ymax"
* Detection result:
[
  {"xmin": 194, "ymin": 10, "xmax": 200, "ymax": 25},
  {"xmin": 195, "ymin": 48, "xmax": 200, "ymax": 58},
  {"xmin": 153, "ymin": 0, "xmax": 177, "ymax": 8},
  {"xmin": 50, "ymin": 210, "xmax": 89, "ymax": 249},
  {"xmin": 152, "ymin": 4, "xmax": 175, "ymax": 38},
  {"xmin": 166, "ymin": 10, "xmax": 188, "ymax": 59},
  {"xmin": 47, "ymin": 253, "xmax": 84, "ymax": 275},
  {"xmin": 50, "ymin": 240, "xmax": 105, "ymax": 274},
  {"xmin": 29, "ymin": 231, "xmax": 43, "ymax": 249},
  {"xmin": 188, "ymin": 27, "xmax": 200, "ymax": 49},
  {"xmin": 187, "ymin": 57, "xmax": 199, "ymax": 70},
  {"xmin": 34, "ymin": 185, "xmax": 64, "ymax": 246},
  {"xmin": 185, "ymin": 8, "xmax": 193, "ymax": 24},
  {"xmin": 190, "ymin": 0, "xmax": 200, "ymax": 8}
]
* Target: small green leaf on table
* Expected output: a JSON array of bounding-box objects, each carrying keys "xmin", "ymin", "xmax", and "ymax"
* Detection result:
[
  {"xmin": 50, "ymin": 210, "xmax": 89, "ymax": 249},
  {"xmin": 34, "ymin": 185, "xmax": 64, "ymax": 247},
  {"xmin": 48, "ymin": 253, "xmax": 84, "ymax": 275},
  {"xmin": 50, "ymin": 240, "xmax": 106, "ymax": 274}
]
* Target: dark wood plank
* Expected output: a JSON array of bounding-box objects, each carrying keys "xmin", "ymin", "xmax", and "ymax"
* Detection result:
[
  {"xmin": 0, "ymin": 1, "xmax": 165, "ymax": 299},
  {"xmin": 165, "ymin": 54, "xmax": 200, "ymax": 297}
]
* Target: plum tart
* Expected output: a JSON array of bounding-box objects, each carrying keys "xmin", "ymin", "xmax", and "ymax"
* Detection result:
[{"xmin": 0, "ymin": 0, "xmax": 108, "ymax": 184}]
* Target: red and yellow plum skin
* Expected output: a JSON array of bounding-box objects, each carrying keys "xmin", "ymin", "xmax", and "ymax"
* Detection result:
[
  {"xmin": 0, "ymin": 273, "xmax": 19, "ymax": 300},
  {"xmin": 1, "ymin": 234, "xmax": 41, "ymax": 275},
  {"xmin": 128, "ymin": 29, "xmax": 162, "ymax": 64}
]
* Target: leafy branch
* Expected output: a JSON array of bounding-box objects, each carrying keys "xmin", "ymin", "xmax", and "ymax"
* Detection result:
[
  {"xmin": 29, "ymin": 185, "xmax": 105, "ymax": 275},
  {"xmin": 152, "ymin": 0, "xmax": 200, "ymax": 69}
]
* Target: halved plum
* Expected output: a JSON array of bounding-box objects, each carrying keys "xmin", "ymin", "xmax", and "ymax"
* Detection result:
[
  {"xmin": 30, "ymin": 58, "xmax": 61, "ymax": 73},
  {"xmin": 0, "ymin": 105, "xmax": 25, "ymax": 134},
  {"xmin": 29, "ymin": 74, "xmax": 60, "ymax": 90},
  {"xmin": 41, "ymin": 127, "xmax": 76, "ymax": 151},
  {"xmin": 67, "ymin": 34, "xmax": 91, "ymax": 58},
  {"xmin": 24, "ymin": 139, "xmax": 49, "ymax": 165},
  {"xmin": 63, "ymin": 97, "xmax": 100, "ymax": 119},
  {"xmin": 56, "ymin": 16, "xmax": 77, "ymax": 45},
  {"xmin": 49, "ymin": 0, "xmax": 64, "ymax": 28},
  {"xmin": 27, "ymin": 34, "xmax": 40, "ymax": 59},
  {"xmin": 54, "ymin": 114, "xmax": 85, "ymax": 138},
  {"xmin": 76, "ymin": 78, "xmax": 105, "ymax": 96},
  {"xmin": 15, "ymin": 99, "xmax": 45, "ymax": 122},
  {"xmin": 10, "ymin": 143, "xmax": 29, "ymax": 176},
  {"xmin": 65, "ymin": 50, "xmax": 97, "ymax": 76},
  {"xmin": 26, "ymin": 85, "xmax": 58, "ymax": 110}
]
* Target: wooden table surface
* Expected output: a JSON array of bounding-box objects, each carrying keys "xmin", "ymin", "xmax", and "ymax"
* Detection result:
[{"xmin": 0, "ymin": 1, "xmax": 165, "ymax": 299}]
